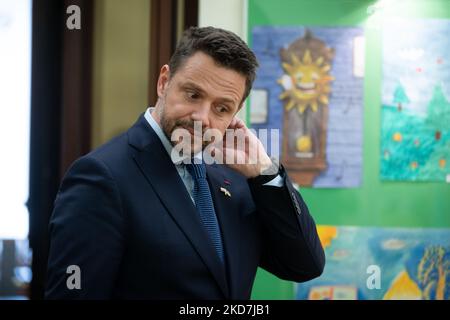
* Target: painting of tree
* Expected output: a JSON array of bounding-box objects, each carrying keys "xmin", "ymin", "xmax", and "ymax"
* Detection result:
[
  {"xmin": 393, "ymin": 83, "xmax": 410, "ymax": 112},
  {"xmin": 417, "ymin": 245, "xmax": 449, "ymax": 300},
  {"xmin": 426, "ymin": 84, "xmax": 450, "ymax": 141},
  {"xmin": 380, "ymin": 18, "xmax": 450, "ymax": 182}
]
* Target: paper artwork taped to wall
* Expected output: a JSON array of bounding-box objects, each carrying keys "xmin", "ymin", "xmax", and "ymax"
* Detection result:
[
  {"xmin": 381, "ymin": 19, "xmax": 450, "ymax": 182},
  {"xmin": 251, "ymin": 26, "xmax": 364, "ymax": 187},
  {"xmin": 296, "ymin": 226, "xmax": 450, "ymax": 300}
]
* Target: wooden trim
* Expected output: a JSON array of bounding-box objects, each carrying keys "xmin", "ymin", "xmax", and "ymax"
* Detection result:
[
  {"xmin": 29, "ymin": 0, "xmax": 94, "ymax": 299},
  {"xmin": 184, "ymin": 0, "xmax": 198, "ymax": 30},
  {"xmin": 60, "ymin": 0, "xmax": 93, "ymax": 177},
  {"xmin": 148, "ymin": 0, "xmax": 198, "ymax": 106},
  {"xmin": 149, "ymin": 0, "xmax": 175, "ymax": 106},
  {"xmin": 29, "ymin": 0, "xmax": 64, "ymax": 300}
]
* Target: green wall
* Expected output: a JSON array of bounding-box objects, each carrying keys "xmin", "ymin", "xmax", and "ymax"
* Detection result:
[{"xmin": 248, "ymin": 0, "xmax": 450, "ymax": 300}]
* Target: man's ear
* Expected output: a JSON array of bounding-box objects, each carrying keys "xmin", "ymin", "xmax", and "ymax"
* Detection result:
[{"xmin": 157, "ymin": 65, "xmax": 170, "ymax": 98}]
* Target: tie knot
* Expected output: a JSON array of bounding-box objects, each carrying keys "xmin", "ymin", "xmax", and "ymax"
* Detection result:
[{"xmin": 186, "ymin": 162, "xmax": 206, "ymax": 179}]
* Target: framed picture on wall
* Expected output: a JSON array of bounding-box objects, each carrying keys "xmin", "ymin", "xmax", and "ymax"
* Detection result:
[{"xmin": 247, "ymin": 21, "xmax": 364, "ymax": 188}]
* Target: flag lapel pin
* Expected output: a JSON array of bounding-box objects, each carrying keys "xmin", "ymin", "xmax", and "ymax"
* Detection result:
[{"xmin": 220, "ymin": 187, "xmax": 231, "ymax": 197}]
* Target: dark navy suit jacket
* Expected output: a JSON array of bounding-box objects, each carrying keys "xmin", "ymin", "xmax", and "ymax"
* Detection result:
[{"xmin": 45, "ymin": 114, "xmax": 325, "ymax": 299}]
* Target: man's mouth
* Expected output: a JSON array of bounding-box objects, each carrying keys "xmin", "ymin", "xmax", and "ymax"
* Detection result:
[
  {"xmin": 185, "ymin": 127, "xmax": 195, "ymax": 135},
  {"xmin": 181, "ymin": 126, "xmax": 202, "ymax": 138}
]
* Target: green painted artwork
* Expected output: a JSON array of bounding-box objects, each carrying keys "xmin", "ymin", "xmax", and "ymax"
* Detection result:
[{"xmin": 381, "ymin": 19, "xmax": 450, "ymax": 182}]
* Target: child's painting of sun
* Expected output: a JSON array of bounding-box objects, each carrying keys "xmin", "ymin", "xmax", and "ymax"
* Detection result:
[{"xmin": 250, "ymin": 26, "xmax": 364, "ymax": 188}]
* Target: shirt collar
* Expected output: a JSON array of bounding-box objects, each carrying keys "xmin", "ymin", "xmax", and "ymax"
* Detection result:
[
  {"xmin": 144, "ymin": 107, "xmax": 173, "ymax": 156},
  {"xmin": 144, "ymin": 107, "xmax": 202, "ymax": 165}
]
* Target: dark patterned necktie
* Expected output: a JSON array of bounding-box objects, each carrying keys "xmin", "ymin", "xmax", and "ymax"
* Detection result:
[{"xmin": 186, "ymin": 162, "xmax": 225, "ymax": 264}]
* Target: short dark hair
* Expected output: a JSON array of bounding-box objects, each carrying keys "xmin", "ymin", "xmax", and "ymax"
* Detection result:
[{"xmin": 168, "ymin": 26, "xmax": 259, "ymax": 104}]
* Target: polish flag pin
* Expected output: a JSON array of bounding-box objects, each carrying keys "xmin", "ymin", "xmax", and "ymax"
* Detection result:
[{"xmin": 220, "ymin": 187, "xmax": 231, "ymax": 197}]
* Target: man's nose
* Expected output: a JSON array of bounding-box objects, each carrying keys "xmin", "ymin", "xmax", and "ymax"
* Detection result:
[{"xmin": 190, "ymin": 103, "xmax": 210, "ymax": 128}]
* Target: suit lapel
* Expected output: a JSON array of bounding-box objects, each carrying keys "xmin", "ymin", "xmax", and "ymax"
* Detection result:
[
  {"xmin": 128, "ymin": 115, "xmax": 229, "ymax": 297},
  {"xmin": 206, "ymin": 165, "xmax": 242, "ymax": 299}
]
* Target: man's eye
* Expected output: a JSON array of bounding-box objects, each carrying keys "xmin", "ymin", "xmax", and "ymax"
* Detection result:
[
  {"xmin": 216, "ymin": 105, "xmax": 228, "ymax": 113},
  {"xmin": 186, "ymin": 91, "xmax": 199, "ymax": 100}
]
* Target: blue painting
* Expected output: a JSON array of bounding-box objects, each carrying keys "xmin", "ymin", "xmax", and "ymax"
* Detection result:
[
  {"xmin": 381, "ymin": 18, "xmax": 450, "ymax": 182},
  {"xmin": 250, "ymin": 26, "xmax": 364, "ymax": 188},
  {"xmin": 296, "ymin": 226, "xmax": 450, "ymax": 300}
]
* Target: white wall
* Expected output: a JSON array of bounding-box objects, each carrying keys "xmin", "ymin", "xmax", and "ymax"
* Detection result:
[
  {"xmin": 199, "ymin": 0, "xmax": 247, "ymax": 40},
  {"xmin": 199, "ymin": 0, "xmax": 249, "ymax": 121}
]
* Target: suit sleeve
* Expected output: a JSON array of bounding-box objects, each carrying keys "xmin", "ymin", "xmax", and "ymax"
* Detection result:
[
  {"xmin": 45, "ymin": 156, "xmax": 125, "ymax": 299},
  {"xmin": 248, "ymin": 166, "xmax": 325, "ymax": 283}
]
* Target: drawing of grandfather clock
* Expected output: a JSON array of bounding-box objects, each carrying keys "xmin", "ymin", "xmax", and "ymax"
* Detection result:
[{"xmin": 278, "ymin": 30, "xmax": 335, "ymax": 185}]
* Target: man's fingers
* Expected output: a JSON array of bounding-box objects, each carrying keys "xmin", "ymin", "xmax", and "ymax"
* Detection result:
[
  {"xmin": 228, "ymin": 117, "xmax": 246, "ymax": 130},
  {"xmin": 227, "ymin": 117, "xmax": 238, "ymax": 129},
  {"xmin": 235, "ymin": 118, "xmax": 246, "ymax": 129}
]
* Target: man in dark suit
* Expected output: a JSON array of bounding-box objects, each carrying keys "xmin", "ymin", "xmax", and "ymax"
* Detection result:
[{"xmin": 45, "ymin": 26, "xmax": 325, "ymax": 299}]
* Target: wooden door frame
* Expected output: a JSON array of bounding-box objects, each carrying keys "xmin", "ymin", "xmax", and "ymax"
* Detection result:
[{"xmin": 148, "ymin": 0, "xmax": 198, "ymax": 106}]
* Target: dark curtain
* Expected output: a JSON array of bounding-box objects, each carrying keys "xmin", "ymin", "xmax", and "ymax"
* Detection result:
[{"xmin": 28, "ymin": 0, "xmax": 92, "ymax": 300}]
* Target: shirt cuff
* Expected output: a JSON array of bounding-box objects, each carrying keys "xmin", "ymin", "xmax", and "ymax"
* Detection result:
[{"xmin": 263, "ymin": 174, "xmax": 284, "ymax": 187}]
